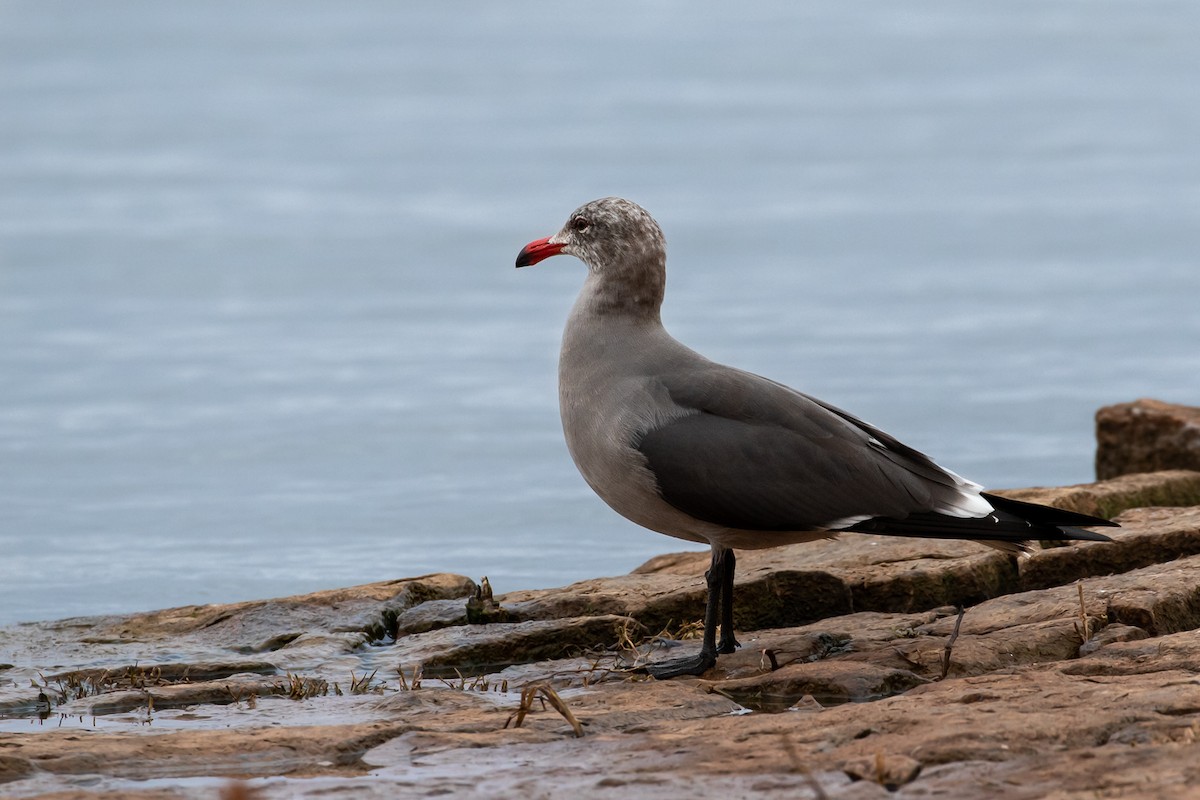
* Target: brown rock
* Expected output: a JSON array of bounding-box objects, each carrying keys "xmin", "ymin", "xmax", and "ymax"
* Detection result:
[
  {"xmin": 1078, "ymin": 622, "xmax": 1150, "ymax": 655},
  {"xmin": 83, "ymin": 573, "xmax": 477, "ymax": 646},
  {"xmin": 491, "ymin": 680, "xmax": 744, "ymax": 733},
  {"xmin": 842, "ymin": 543, "xmax": 1015, "ymax": 613},
  {"xmin": 500, "ymin": 568, "xmax": 853, "ymax": 635},
  {"xmin": 1096, "ymin": 398, "xmax": 1200, "ymax": 479},
  {"xmin": 1063, "ymin": 625, "xmax": 1200, "ymax": 675},
  {"xmin": 906, "ymin": 616, "xmax": 1091, "ymax": 678},
  {"xmin": 731, "ymin": 535, "xmax": 1017, "ymax": 617},
  {"xmin": 842, "ymin": 753, "xmax": 923, "ymax": 789},
  {"xmin": 1102, "ymin": 560, "xmax": 1200, "ymax": 635},
  {"xmin": 364, "ymin": 636, "xmax": 1200, "ymax": 797},
  {"xmin": 392, "ymin": 598, "xmax": 471, "ymax": 636},
  {"xmin": 764, "ymin": 648, "xmax": 1200, "ymax": 760},
  {"xmin": 0, "ymin": 754, "xmax": 34, "ymax": 784},
  {"xmin": 667, "ymin": 547, "xmax": 1200, "ymax": 691},
  {"xmin": 21, "ymin": 663, "xmax": 286, "ymax": 717},
  {"xmin": 510, "ymin": 536, "xmax": 1012, "ymax": 632},
  {"xmin": 1019, "ymin": 505, "xmax": 1200, "ymax": 590},
  {"xmin": 0, "ymin": 722, "xmax": 406, "ymax": 781},
  {"xmin": 503, "ymin": 476, "xmax": 1199, "ymax": 647},
  {"xmin": 703, "ymin": 659, "xmax": 926, "ymax": 712},
  {"xmin": 392, "ymin": 614, "xmax": 644, "ymax": 678},
  {"xmin": 82, "ymin": 673, "xmax": 290, "ymax": 716},
  {"xmin": 2, "ymin": 473, "xmax": 1199, "ymax": 799},
  {"xmin": 712, "ymin": 628, "xmax": 857, "ymax": 676},
  {"xmin": 46, "ymin": 660, "xmax": 277, "ymax": 685},
  {"xmin": 908, "ymin": 553, "xmax": 1200, "ymax": 676},
  {"xmin": 1000, "ymin": 469, "xmax": 1200, "ymax": 519}
]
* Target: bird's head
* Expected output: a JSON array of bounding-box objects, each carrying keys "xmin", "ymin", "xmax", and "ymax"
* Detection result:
[{"xmin": 515, "ymin": 197, "xmax": 666, "ymax": 276}]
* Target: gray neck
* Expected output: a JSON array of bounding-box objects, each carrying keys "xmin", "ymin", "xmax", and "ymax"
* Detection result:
[{"xmin": 574, "ymin": 252, "xmax": 666, "ymax": 320}]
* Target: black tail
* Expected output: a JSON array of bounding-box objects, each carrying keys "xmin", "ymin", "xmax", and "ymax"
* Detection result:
[{"xmin": 842, "ymin": 491, "xmax": 1116, "ymax": 545}]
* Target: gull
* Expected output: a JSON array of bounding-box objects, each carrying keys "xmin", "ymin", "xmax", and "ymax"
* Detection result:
[{"xmin": 517, "ymin": 197, "xmax": 1115, "ymax": 678}]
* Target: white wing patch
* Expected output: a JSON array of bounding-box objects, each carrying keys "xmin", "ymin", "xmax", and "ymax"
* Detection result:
[
  {"xmin": 928, "ymin": 470, "xmax": 994, "ymax": 519},
  {"xmin": 822, "ymin": 514, "xmax": 873, "ymax": 530}
]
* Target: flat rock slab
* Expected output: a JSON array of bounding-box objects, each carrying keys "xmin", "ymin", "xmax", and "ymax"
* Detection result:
[
  {"xmin": 502, "ymin": 566, "xmax": 856, "ymax": 635},
  {"xmin": 1020, "ymin": 504, "xmax": 1200, "ymax": 590},
  {"xmin": 704, "ymin": 659, "xmax": 927, "ymax": 712},
  {"xmin": 82, "ymin": 573, "xmax": 478, "ymax": 647},
  {"xmin": 0, "ymin": 574, "xmax": 477, "ymax": 684},
  {"xmin": 0, "ymin": 720, "xmax": 407, "ymax": 782},
  {"xmin": 666, "ymin": 550, "xmax": 1200, "ymax": 696},
  {"xmin": 502, "ymin": 536, "xmax": 1014, "ymax": 637},
  {"xmin": 385, "ymin": 614, "xmax": 643, "ymax": 678},
  {"xmin": 79, "ymin": 673, "xmax": 288, "ymax": 717}
]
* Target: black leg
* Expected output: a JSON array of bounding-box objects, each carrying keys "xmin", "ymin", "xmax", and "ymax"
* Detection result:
[
  {"xmin": 698, "ymin": 547, "xmax": 724, "ymax": 657},
  {"xmin": 636, "ymin": 547, "xmax": 730, "ymax": 679},
  {"xmin": 717, "ymin": 548, "xmax": 740, "ymax": 654}
]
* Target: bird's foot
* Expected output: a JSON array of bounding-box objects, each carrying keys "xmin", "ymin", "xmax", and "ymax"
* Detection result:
[
  {"xmin": 632, "ymin": 649, "xmax": 717, "ymax": 679},
  {"xmin": 717, "ymin": 634, "xmax": 740, "ymax": 655}
]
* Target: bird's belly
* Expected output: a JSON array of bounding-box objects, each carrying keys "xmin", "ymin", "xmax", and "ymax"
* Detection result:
[{"xmin": 558, "ymin": 402, "xmax": 709, "ymax": 545}]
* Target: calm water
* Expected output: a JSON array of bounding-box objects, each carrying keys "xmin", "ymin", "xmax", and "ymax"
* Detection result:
[{"xmin": 1, "ymin": 2, "xmax": 1198, "ymax": 625}]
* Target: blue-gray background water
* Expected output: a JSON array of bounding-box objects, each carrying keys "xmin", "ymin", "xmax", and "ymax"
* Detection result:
[{"xmin": 2, "ymin": 2, "xmax": 1198, "ymax": 626}]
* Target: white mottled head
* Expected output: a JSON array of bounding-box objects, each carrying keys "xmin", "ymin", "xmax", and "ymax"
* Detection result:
[{"xmin": 516, "ymin": 197, "xmax": 667, "ymax": 315}]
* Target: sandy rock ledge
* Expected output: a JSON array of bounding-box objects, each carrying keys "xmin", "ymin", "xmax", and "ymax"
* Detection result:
[{"xmin": 1, "ymin": 470, "xmax": 1199, "ymax": 799}]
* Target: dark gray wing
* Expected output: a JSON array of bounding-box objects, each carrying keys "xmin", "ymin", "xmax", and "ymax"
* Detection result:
[{"xmin": 634, "ymin": 365, "xmax": 979, "ymax": 531}]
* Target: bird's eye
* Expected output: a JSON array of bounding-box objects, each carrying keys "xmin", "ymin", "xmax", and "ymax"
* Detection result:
[{"xmin": 570, "ymin": 216, "xmax": 590, "ymax": 232}]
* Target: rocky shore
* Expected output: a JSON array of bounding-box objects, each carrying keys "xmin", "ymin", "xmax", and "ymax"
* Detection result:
[{"xmin": 2, "ymin": 400, "xmax": 1199, "ymax": 799}]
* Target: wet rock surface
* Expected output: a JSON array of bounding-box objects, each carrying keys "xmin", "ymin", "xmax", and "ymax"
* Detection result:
[{"xmin": 0, "ymin": 471, "xmax": 1198, "ymax": 798}]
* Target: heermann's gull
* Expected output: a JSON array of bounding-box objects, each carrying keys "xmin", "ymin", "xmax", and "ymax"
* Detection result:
[{"xmin": 516, "ymin": 197, "xmax": 1116, "ymax": 679}]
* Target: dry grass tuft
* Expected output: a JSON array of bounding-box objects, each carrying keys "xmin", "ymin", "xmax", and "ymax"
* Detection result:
[
  {"xmin": 1073, "ymin": 582, "xmax": 1095, "ymax": 644},
  {"xmin": 35, "ymin": 664, "xmax": 168, "ymax": 704},
  {"xmin": 279, "ymin": 672, "xmax": 328, "ymax": 700},
  {"xmin": 937, "ymin": 606, "xmax": 966, "ymax": 680},
  {"xmin": 396, "ymin": 663, "xmax": 423, "ymax": 691},
  {"xmin": 613, "ymin": 617, "xmax": 707, "ymax": 674},
  {"xmin": 349, "ymin": 669, "xmax": 384, "ymax": 695},
  {"xmin": 504, "ymin": 683, "xmax": 584, "ymax": 738}
]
